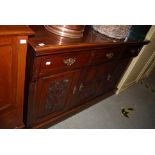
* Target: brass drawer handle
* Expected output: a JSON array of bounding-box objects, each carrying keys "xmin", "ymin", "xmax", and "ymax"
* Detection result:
[
  {"xmin": 106, "ymin": 53, "xmax": 114, "ymax": 59},
  {"xmin": 63, "ymin": 58, "xmax": 76, "ymax": 66}
]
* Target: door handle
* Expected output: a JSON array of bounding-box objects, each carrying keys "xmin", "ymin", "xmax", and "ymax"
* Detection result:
[
  {"xmin": 79, "ymin": 83, "xmax": 84, "ymax": 91},
  {"xmin": 107, "ymin": 74, "xmax": 112, "ymax": 81},
  {"xmin": 73, "ymin": 86, "xmax": 77, "ymax": 94},
  {"xmin": 106, "ymin": 53, "xmax": 114, "ymax": 59}
]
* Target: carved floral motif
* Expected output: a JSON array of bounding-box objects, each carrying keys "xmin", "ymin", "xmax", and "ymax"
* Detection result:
[{"xmin": 44, "ymin": 79, "xmax": 69, "ymax": 114}]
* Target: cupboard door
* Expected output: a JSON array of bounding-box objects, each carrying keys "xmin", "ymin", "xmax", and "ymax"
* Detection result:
[
  {"xmin": 95, "ymin": 63, "xmax": 111, "ymax": 95},
  {"xmin": 104, "ymin": 59, "xmax": 130, "ymax": 92},
  {"xmin": 103, "ymin": 61, "xmax": 120, "ymax": 92},
  {"xmin": 77, "ymin": 67, "xmax": 98, "ymax": 102},
  {"xmin": 0, "ymin": 38, "xmax": 18, "ymax": 128},
  {"xmin": 97, "ymin": 61, "xmax": 120, "ymax": 94},
  {"xmin": 34, "ymin": 70, "xmax": 80, "ymax": 121},
  {"xmin": 69, "ymin": 65, "xmax": 109, "ymax": 108},
  {"xmin": 96, "ymin": 60, "xmax": 130, "ymax": 95}
]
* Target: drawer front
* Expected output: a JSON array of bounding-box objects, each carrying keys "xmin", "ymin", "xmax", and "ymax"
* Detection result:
[
  {"xmin": 121, "ymin": 46, "xmax": 141, "ymax": 59},
  {"xmin": 92, "ymin": 48, "xmax": 122, "ymax": 64},
  {"xmin": 39, "ymin": 51, "xmax": 91, "ymax": 76}
]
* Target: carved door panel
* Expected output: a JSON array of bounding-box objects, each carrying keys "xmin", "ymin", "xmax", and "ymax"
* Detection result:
[
  {"xmin": 35, "ymin": 70, "xmax": 80, "ymax": 120},
  {"xmin": 73, "ymin": 66, "xmax": 101, "ymax": 105},
  {"xmin": 96, "ymin": 59, "xmax": 130, "ymax": 95},
  {"xmin": 96, "ymin": 61, "xmax": 119, "ymax": 95}
]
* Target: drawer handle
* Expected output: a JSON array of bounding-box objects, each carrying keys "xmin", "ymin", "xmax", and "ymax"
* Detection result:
[
  {"xmin": 79, "ymin": 83, "xmax": 84, "ymax": 91},
  {"xmin": 63, "ymin": 58, "xmax": 76, "ymax": 66},
  {"xmin": 106, "ymin": 53, "xmax": 114, "ymax": 59},
  {"xmin": 73, "ymin": 86, "xmax": 77, "ymax": 94},
  {"xmin": 107, "ymin": 74, "xmax": 112, "ymax": 81}
]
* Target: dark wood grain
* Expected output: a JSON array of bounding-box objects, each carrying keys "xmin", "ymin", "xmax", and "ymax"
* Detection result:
[{"xmin": 24, "ymin": 26, "xmax": 148, "ymax": 128}]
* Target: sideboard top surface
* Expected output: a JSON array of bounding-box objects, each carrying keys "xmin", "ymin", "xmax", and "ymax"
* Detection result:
[{"xmin": 28, "ymin": 26, "xmax": 148, "ymax": 55}]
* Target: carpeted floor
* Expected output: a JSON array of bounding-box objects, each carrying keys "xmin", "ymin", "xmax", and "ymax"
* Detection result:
[{"xmin": 49, "ymin": 71, "xmax": 155, "ymax": 129}]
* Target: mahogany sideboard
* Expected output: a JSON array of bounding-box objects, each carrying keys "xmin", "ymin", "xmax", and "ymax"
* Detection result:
[
  {"xmin": 24, "ymin": 26, "xmax": 148, "ymax": 128},
  {"xmin": 0, "ymin": 26, "xmax": 33, "ymax": 128}
]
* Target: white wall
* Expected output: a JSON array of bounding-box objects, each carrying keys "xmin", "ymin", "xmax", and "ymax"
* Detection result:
[{"xmin": 117, "ymin": 26, "xmax": 155, "ymax": 94}]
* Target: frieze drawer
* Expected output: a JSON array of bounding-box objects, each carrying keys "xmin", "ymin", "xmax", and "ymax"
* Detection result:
[
  {"xmin": 39, "ymin": 51, "xmax": 92, "ymax": 76},
  {"xmin": 92, "ymin": 48, "xmax": 122, "ymax": 64}
]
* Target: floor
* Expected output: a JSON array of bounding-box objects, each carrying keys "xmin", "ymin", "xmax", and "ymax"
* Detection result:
[{"xmin": 49, "ymin": 71, "xmax": 155, "ymax": 129}]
